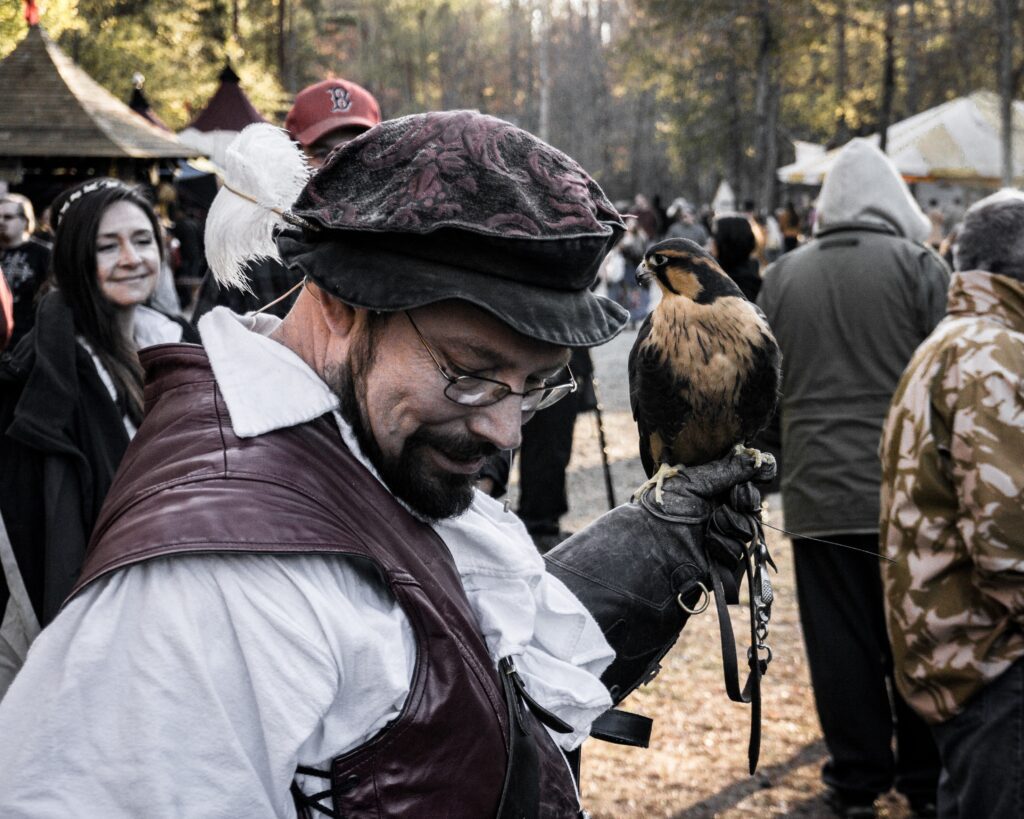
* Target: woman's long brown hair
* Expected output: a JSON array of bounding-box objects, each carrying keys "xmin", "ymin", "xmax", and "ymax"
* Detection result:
[{"xmin": 49, "ymin": 180, "xmax": 165, "ymax": 425}]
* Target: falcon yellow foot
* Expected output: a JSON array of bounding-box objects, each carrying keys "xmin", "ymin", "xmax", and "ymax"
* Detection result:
[
  {"xmin": 733, "ymin": 443, "xmax": 765, "ymax": 467},
  {"xmin": 633, "ymin": 462, "xmax": 683, "ymax": 506}
]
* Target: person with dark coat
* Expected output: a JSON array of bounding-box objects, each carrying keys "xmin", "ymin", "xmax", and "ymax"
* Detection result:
[
  {"xmin": 0, "ymin": 193, "xmax": 51, "ymax": 350},
  {"xmin": 516, "ymin": 346, "xmax": 595, "ymax": 551},
  {"xmin": 778, "ymin": 201, "xmax": 802, "ymax": 252},
  {"xmin": 758, "ymin": 139, "xmax": 949, "ymax": 818},
  {"xmin": 0, "ymin": 180, "xmax": 197, "ymax": 695},
  {"xmin": 712, "ymin": 214, "xmax": 762, "ymax": 302}
]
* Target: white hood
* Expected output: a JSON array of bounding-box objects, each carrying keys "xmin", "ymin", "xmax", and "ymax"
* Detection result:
[{"xmin": 814, "ymin": 138, "xmax": 930, "ymax": 242}]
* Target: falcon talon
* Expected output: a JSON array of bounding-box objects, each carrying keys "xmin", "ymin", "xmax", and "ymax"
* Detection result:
[
  {"xmin": 631, "ymin": 462, "xmax": 681, "ymax": 505},
  {"xmin": 733, "ymin": 443, "xmax": 765, "ymax": 469}
]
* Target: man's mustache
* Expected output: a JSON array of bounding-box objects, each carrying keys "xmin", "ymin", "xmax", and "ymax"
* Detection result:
[{"xmin": 409, "ymin": 429, "xmax": 498, "ymax": 463}]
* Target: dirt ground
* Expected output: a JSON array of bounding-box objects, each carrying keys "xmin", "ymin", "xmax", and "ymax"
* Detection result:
[{"xmin": 506, "ymin": 327, "xmax": 914, "ymax": 819}]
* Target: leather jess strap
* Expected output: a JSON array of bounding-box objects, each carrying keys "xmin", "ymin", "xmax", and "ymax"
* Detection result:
[
  {"xmin": 704, "ymin": 494, "xmax": 774, "ymax": 775},
  {"xmin": 708, "ymin": 556, "xmax": 764, "ymax": 772},
  {"xmin": 590, "ymin": 708, "xmax": 652, "ymax": 747}
]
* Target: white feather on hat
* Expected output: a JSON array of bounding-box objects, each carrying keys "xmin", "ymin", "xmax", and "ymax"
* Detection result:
[{"xmin": 204, "ymin": 123, "xmax": 311, "ymax": 292}]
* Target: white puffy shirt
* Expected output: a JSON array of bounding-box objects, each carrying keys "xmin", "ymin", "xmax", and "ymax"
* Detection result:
[{"xmin": 0, "ymin": 308, "xmax": 613, "ymax": 818}]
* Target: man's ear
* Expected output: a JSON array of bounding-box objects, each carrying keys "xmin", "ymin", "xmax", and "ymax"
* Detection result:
[{"xmin": 313, "ymin": 283, "xmax": 358, "ymax": 338}]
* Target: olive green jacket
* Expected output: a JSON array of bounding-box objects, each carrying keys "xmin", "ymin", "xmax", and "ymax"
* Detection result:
[
  {"xmin": 880, "ymin": 269, "xmax": 1024, "ymax": 724},
  {"xmin": 758, "ymin": 224, "xmax": 949, "ymax": 535}
]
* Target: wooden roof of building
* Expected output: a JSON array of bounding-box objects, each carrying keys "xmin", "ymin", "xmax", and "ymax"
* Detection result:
[{"xmin": 0, "ymin": 26, "xmax": 196, "ymax": 159}]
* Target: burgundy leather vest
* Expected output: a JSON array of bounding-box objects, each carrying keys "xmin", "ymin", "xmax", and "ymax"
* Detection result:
[{"xmin": 70, "ymin": 345, "xmax": 579, "ymax": 818}]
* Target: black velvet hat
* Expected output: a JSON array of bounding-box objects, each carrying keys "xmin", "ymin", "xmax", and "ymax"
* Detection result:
[{"xmin": 277, "ymin": 110, "xmax": 628, "ymax": 347}]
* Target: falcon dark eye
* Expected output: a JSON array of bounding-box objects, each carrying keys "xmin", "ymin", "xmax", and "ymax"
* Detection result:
[{"xmin": 650, "ymin": 253, "xmax": 668, "ymax": 267}]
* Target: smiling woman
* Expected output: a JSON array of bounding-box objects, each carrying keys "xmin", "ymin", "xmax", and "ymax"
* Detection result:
[
  {"xmin": 0, "ymin": 179, "xmax": 199, "ymax": 691},
  {"xmin": 94, "ymin": 200, "xmax": 162, "ymax": 310}
]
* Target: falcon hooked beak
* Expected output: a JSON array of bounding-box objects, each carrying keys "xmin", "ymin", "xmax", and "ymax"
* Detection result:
[{"xmin": 635, "ymin": 253, "xmax": 668, "ymax": 286}]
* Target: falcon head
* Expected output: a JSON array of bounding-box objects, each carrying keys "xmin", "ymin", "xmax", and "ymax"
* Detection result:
[{"xmin": 636, "ymin": 238, "xmax": 740, "ymax": 304}]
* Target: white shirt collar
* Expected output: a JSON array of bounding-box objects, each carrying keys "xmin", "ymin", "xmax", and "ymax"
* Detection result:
[
  {"xmin": 133, "ymin": 305, "xmax": 183, "ymax": 349},
  {"xmin": 197, "ymin": 306, "xmax": 339, "ymax": 438}
]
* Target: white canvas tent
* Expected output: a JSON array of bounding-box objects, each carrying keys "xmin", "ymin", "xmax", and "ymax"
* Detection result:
[
  {"xmin": 711, "ymin": 180, "xmax": 736, "ymax": 213},
  {"xmin": 778, "ymin": 91, "xmax": 1024, "ymax": 186}
]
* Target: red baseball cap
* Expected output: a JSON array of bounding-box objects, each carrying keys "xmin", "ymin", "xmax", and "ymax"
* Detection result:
[{"xmin": 284, "ymin": 79, "xmax": 382, "ymax": 148}]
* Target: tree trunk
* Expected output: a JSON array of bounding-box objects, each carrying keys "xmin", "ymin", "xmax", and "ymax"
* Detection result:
[
  {"xmin": 277, "ymin": 0, "xmax": 287, "ymax": 83},
  {"xmin": 998, "ymin": 0, "xmax": 1018, "ymax": 186},
  {"xmin": 879, "ymin": 0, "xmax": 897, "ymax": 153},
  {"xmin": 760, "ymin": 79, "xmax": 781, "ymax": 210},
  {"xmin": 835, "ymin": 0, "xmax": 848, "ymax": 143},
  {"xmin": 904, "ymin": 0, "xmax": 919, "ymax": 115},
  {"xmin": 630, "ymin": 90, "xmax": 653, "ymax": 194},
  {"xmin": 595, "ymin": 0, "xmax": 612, "ymax": 179},
  {"xmin": 284, "ymin": 0, "xmax": 297, "ymax": 93},
  {"xmin": 509, "ymin": 0, "xmax": 521, "ymax": 107},
  {"xmin": 726, "ymin": 60, "xmax": 743, "ymax": 204},
  {"xmin": 753, "ymin": 0, "xmax": 777, "ymax": 210},
  {"xmin": 416, "ymin": 6, "xmax": 428, "ymax": 107},
  {"xmin": 537, "ymin": 0, "xmax": 552, "ymax": 142}
]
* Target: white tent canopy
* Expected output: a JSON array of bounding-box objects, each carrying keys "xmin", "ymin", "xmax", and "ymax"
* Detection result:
[
  {"xmin": 711, "ymin": 180, "xmax": 736, "ymax": 213},
  {"xmin": 778, "ymin": 91, "xmax": 1024, "ymax": 186}
]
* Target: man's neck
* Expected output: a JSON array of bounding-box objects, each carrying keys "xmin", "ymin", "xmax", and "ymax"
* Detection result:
[{"xmin": 269, "ymin": 286, "xmax": 340, "ymax": 382}]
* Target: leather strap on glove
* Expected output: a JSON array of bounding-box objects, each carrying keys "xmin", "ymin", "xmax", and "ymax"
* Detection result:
[{"xmin": 544, "ymin": 452, "xmax": 776, "ymax": 772}]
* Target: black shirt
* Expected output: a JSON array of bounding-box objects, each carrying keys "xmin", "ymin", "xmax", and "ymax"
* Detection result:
[{"xmin": 1, "ymin": 237, "xmax": 51, "ymax": 349}]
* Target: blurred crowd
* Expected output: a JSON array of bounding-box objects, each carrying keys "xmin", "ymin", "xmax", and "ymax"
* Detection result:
[
  {"xmin": 595, "ymin": 188, "xmax": 968, "ymax": 327},
  {"xmin": 1, "ymin": 72, "xmax": 1022, "ymax": 819}
]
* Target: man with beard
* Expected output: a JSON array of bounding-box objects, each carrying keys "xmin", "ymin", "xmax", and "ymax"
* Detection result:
[{"xmin": 0, "ymin": 112, "xmax": 770, "ymax": 817}]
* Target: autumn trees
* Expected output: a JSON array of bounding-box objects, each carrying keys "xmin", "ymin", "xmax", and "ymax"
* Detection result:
[
  {"xmin": 1, "ymin": 0, "xmax": 1021, "ymax": 205},
  {"xmin": 624, "ymin": 0, "xmax": 1023, "ymax": 207}
]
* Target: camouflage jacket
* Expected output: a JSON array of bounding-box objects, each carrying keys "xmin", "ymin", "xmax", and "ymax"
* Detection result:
[{"xmin": 880, "ymin": 269, "xmax": 1024, "ymax": 724}]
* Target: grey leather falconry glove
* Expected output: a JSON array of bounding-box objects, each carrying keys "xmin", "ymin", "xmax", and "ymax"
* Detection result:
[{"xmin": 544, "ymin": 452, "xmax": 776, "ymax": 707}]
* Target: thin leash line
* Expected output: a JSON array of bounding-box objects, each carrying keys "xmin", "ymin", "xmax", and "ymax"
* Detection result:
[
  {"xmin": 759, "ymin": 521, "xmax": 896, "ymax": 562},
  {"xmin": 254, "ymin": 278, "xmax": 305, "ymax": 315}
]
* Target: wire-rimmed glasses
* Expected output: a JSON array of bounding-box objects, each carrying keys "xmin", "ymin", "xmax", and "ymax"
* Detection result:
[{"xmin": 404, "ymin": 311, "xmax": 576, "ymax": 412}]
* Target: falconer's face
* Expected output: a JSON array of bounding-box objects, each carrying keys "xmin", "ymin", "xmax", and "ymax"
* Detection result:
[{"xmin": 330, "ymin": 300, "xmax": 570, "ymax": 521}]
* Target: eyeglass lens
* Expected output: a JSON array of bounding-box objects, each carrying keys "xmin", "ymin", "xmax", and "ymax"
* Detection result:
[{"xmin": 444, "ymin": 379, "xmax": 572, "ymax": 411}]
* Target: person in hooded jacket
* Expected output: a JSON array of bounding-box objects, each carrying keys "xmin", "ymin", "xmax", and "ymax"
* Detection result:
[
  {"xmin": 0, "ymin": 179, "xmax": 197, "ymax": 697},
  {"xmin": 758, "ymin": 139, "xmax": 949, "ymax": 818}
]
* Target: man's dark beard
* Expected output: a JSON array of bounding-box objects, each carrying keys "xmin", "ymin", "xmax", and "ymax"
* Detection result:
[{"xmin": 329, "ymin": 325, "xmax": 496, "ymax": 522}]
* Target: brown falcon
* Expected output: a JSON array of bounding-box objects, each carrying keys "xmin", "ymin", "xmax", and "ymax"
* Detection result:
[{"xmin": 628, "ymin": 238, "xmax": 781, "ymax": 501}]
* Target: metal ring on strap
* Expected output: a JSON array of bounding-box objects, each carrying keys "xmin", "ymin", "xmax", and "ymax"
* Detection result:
[{"xmin": 677, "ymin": 582, "xmax": 711, "ymax": 614}]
